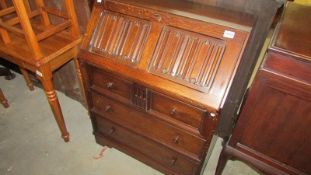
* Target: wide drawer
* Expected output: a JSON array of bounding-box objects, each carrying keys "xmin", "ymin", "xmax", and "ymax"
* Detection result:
[
  {"xmin": 91, "ymin": 92, "xmax": 206, "ymax": 159},
  {"xmin": 149, "ymin": 91, "xmax": 206, "ymax": 130},
  {"xmin": 88, "ymin": 66, "xmax": 132, "ymax": 100},
  {"xmin": 263, "ymin": 51, "xmax": 311, "ymax": 84},
  {"xmin": 94, "ymin": 115, "xmax": 201, "ymax": 175}
]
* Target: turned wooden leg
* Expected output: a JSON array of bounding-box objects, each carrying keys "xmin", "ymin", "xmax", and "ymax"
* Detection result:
[
  {"xmin": 0, "ymin": 88, "xmax": 9, "ymax": 108},
  {"xmin": 40, "ymin": 75, "xmax": 69, "ymax": 142},
  {"xmin": 20, "ymin": 67, "xmax": 34, "ymax": 91},
  {"xmin": 215, "ymin": 145, "xmax": 230, "ymax": 175}
]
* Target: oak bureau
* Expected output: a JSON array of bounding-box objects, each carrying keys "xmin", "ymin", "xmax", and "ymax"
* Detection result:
[{"xmin": 79, "ymin": 0, "xmax": 253, "ymax": 174}]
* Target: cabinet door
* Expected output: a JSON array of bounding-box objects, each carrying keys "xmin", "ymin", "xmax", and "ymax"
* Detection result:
[{"xmin": 230, "ymin": 70, "xmax": 311, "ymax": 175}]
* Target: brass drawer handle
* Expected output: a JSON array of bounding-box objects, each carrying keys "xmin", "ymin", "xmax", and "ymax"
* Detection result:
[
  {"xmin": 170, "ymin": 108, "xmax": 177, "ymax": 116},
  {"xmin": 108, "ymin": 127, "xmax": 115, "ymax": 135},
  {"xmin": 104, "ymin": 105, "xmax": 112, "ymax": 112},
  {"xmin": 106, "ymin": 82, "xmax": 114, "ymax": 89},
  {"xmin": 169, "ymin": 158, "xmax": 177, "ymax": 167},
  {"xmin": 173, "ymin": 136, "xmax": 180, "ymax": 144}
]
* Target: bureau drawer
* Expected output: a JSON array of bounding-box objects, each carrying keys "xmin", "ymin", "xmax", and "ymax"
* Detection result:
[
  {"xmin": 94, "ymin": 115, "xmax": 201, "ymax": 175},
  {"xmin": 89, "ymin": 66, "xmax": 132, "ymax": 100},
  {"xmin": 91, "ymin": 92, "xmax": 206, "ymax": 159},
  {"xmin": 149, "ymin": 91, "xmax": 206, "ymax": 129}
]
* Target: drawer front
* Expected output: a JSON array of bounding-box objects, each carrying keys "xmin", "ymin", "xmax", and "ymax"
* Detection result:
[
  {"xmin": 149, "ymin": 91, "xmax": 206, "ymax": 129},
  {"xmin": 263, "ymin": 52, "xmax": 311, "ymax": 84},
  {"xmin": 91, "ymin": 92, "xmax": 206, "ymax": 158},
  {"xmin": 89, "ymin": 66, "xmax": 132, "ymax": 100},
  {"xmin": 94, "ymin": 115, "xmax": 200, "ymax": 175}
]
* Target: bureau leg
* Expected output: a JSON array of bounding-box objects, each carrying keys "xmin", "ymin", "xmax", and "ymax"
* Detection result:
[
  {"xmin": 40, "ymin": 71, "xmax": 69, "ymax": 142},
  {"xmin": 20, "ymin": 67, "xmax": 34, "ymax": 91},
  {"xmin": 215, "ymin": 146, "xmax": 230, "ymax": 175},
  {"xmin": 0, "ymin": 88, "xmax": 9, "ymax": 108}
]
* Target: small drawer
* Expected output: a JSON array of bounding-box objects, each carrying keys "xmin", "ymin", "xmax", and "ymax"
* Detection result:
[
  {"xmin": 94, "ymin": 116, "xmax": 201, "ymax": 175},
  {"xmin": 149, "ymin": 91, "xmax": 206, "ymax": 129},
  {"xmin": 89, "ymin": 66, "xmax": 132, "ymax": 100},
  {"xmin": 91, "ymin": 92, "xmax": 206, "ymax": 159}
]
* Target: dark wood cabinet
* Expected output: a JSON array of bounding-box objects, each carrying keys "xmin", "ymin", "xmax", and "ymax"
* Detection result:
[
  {"xmin": 216, "ymin": 2, "xmax": 311, "ymax": 175},
  {"xmin": 80, "ymin": 0, "xmax": 253, "ymax": 174}
]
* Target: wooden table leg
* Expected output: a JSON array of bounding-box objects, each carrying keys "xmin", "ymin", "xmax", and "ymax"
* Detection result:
[
  {"xmin": 20, "ymin": 67, "xmax": 34, "ymax": 91},
  {"xmin": 39, "ymin": 69, "xmax": 69, "ymax": 142},
  {"xmin": 0, "ymin": 88, "xmax": 9, "ymax": 108}
]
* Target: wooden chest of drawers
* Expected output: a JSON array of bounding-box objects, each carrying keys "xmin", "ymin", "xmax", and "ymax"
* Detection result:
[
  {"xmin": 80, "ymin": 0, "xmax": 253, "ymax": 174},
  {"xmin": 216, "ymin": 3, "xmax": 311, "ymax": 175}
]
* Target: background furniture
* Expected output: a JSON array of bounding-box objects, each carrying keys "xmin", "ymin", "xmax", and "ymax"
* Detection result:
[
  {"xmin": 0, "ymin": 0, "xmax": 82, "ymax": 142},
  {"xmin": 80, "ymin": 0, "xmax": 253, "ymax": 174},
  {"xmin": 215, "ymin": 2, "xmax": 311, "ymax": 175}
]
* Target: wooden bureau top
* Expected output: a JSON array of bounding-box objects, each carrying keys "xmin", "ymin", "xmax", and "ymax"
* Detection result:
[
  {"xmin": 109, "ymin": 0, "xmax": 254, "ymax": 31},
  {"xmin": 271, "ymin": 3, "xmax": 311, "ymax": 61},
  {"xmin": 81, "ymin": 0, "xmax": 253, "ymax": 111}
]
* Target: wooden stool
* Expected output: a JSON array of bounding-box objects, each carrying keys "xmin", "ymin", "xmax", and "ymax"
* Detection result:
[{"xmin": 0, "ymin": 0, "xmax": 83, "ymax": 142}]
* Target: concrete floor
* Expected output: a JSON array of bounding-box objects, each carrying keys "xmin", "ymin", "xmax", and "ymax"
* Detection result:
[{"xmin": 0, "ymin": 73, "xmax": 260, "ymax": 175}]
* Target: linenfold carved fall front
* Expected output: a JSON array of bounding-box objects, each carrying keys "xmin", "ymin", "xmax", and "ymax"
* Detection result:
[
  {"xmin": 89, "ymin": 11, "xmax": 151, "ymax": 65},
  {"xmin": 149, "ymin": 26, "xmax": 226, "ymax": 92}
]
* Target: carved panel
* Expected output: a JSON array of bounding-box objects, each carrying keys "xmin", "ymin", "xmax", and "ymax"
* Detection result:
[
  {"xmin": 132, "ymin": 84, "xmax": 149, "ymax": 110},
  {"xmin": 89, "ymin": 11, "xmax": 151, "ymax": 65},
  {"xmin": 149, "ymin": 26, "xmax": 226, "ymax": 92}
]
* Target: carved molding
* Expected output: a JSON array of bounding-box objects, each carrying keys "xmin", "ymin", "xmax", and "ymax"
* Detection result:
[
  {"xmin": 89, "ymin": 11, "xmax": 151, "ymax": 65},
  {"xmin": 149, "ymin": 26, "xmax": 226, "ymax": 92}
]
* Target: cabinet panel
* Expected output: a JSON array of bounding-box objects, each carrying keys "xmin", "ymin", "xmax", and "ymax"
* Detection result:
[
  {"xmin": 149, "ymin": 26, "xmax": 226, "ymax": 92},
  {"xmin": 89, "ymin": 11, "xmax": 151, "ymax": 65},
  {"xmin": 232, "ymin": 71, "xmax": 311, "ymax": 174}
]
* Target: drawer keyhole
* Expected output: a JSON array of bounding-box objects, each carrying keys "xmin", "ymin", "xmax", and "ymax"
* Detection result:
[
  {"xmin": 170, "ymin": 108, "xmax": 177, "ymax": 116},
  {"xmin": 106, "ymin": 82, "xmax": 114, "ymax": 89},
  {"xmin": 105, "ymin": 105, "xmax": 112, "ymax": 112}
]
